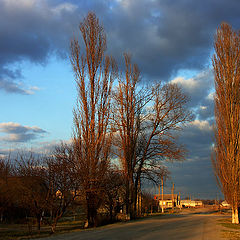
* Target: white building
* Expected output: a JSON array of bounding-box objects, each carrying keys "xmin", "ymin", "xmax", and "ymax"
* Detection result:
[{"xmin": 181, "ymin": 200, "xmax": 203, "ymax": 207}]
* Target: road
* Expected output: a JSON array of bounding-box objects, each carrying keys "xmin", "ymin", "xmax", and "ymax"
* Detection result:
[{"xmin": 37, "ymin": 209, "xmax": 227, "ymax": 240}]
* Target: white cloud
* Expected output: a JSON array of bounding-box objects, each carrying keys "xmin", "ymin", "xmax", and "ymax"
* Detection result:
[
  {"xmin": 171, "ymin": 76, "xmax": 198, "ymax": 91},
  {"xmin": 190, "ymin": 119, "xmax": 212, "ymax": 132},
  {"xmin": 116, "ymin": 0, "xmax": 131, "ymax": 9},
  {"xmin": 170, "ymin": 69, "xmax": 215, "ymax": 121},
  {"xmin": 0, "ymin": 122, "xmax": 45, "ymax": 133},
  {"xmin": 2, "ymin": 134, "xmax": 23, "ymax": 142},
  {"xmin": 0, "ymin": 78, "xmax": 40, "ymax": 95},
  {"xmin": 207, "ymin": 92, "xmax": 214, "ymax": 101},
  {"xmin": 2, "ymin": 0, "xmax": 36, "ymax": 8},
  {"xmin": 0, "ymin": 122, "xmax": 47, "ymax": 142},
  {"xmin": 200, "ymin": 106, "xmax": 207, "ymax": 110},
  {"xmin": 25, "ymin": 86, "xmax": 40, "ymax": 95},
  {"xmin": 170, "ymin": 69, "xmax": 213, "ymax": 95},
  {"xmin": 31, "ymin": 138, "xmax": 73, "ymax": 154},
  {"xmin": 51, "ymin": 3, "xmax": 78, "ymax": 15}
]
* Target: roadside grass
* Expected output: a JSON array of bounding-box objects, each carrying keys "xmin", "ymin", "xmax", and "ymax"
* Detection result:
[
  {"xmin": 0, "ymin": 208, "xmax": 206, "ymax": 240},
  {"xmin": 221, "ymin": 230, "xmax": 240, "ymax": 240},
  {"xmin": 0, "ymin": 211, "xmax": 175, "ymax": 240},
  {"xmin": 218, "ymin": 218, "xmax": 240, "ymax": 230},
  {"xmin": 0, "ymin": 229, "xmax": 49, "ymax": 240},
  {"xmin": 218, "ymin": 218, "xmax": 240, "ymax": 240},
  {"xmin": 0, "ymin": 220, "xmax": 85, "ymax": 240}
]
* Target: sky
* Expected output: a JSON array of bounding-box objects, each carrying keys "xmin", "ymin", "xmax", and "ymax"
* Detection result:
[{"xmin": 1, "ymin": 0, "xmax": 240, "ymax": 199}]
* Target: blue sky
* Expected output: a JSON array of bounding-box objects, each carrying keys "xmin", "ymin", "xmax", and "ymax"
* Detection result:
[{"xmin": 1, "ymin": 0, "xmax": 240, "ymax": 199}]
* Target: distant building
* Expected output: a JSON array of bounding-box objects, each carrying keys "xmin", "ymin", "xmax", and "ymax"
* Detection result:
[
  {"xmin": 181, "ymin": 200, "xmax": 203, "ymax": 207},
  {"xmin": 154, "ymin": 194, "xmax": 180, "ymax": 208},
  {"xmin": 154, "ymin": 194, "xmax": 203, "ymax": 208},
  {"xmin": 221, "ymin": 200, "xmax": 230, "ymax": 208}
]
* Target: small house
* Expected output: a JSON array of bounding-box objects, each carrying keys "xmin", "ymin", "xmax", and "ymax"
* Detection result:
[
  {"xmin": 154, "ymin": 194, "xmax": 180, "ymax": 209},
  {"xmin": 221, "ymin": 200, "xmax": 230, "ymax": 208}
]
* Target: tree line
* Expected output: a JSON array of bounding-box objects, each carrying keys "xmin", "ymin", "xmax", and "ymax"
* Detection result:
[
  {"xmin": 70, "ymin": 12, "xmax": 191, "ymax": 226},
  {"xmin": 0, "ymin": 12, "xmax": 191, "ymax": 232}
]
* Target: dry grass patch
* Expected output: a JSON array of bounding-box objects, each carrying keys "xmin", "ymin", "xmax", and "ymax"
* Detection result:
[
  {"xmin": 0, "ymin": 220, "xmax": 84, "ymax": 240},
  {"xmin": 218, "ymin": 218, "xmax": 240, "ymax": 239}
]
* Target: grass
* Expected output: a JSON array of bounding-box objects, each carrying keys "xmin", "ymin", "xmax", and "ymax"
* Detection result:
[
  {"xmin": 218, "ymin": 218, "xmax": 240, "ymax": 230},
  {"xmin": 0, "ymin": 220, "xmax": 85, "ymax": 240},
  {"xmin": 221, "ymin": 230, "xmax": 240, "ymax": 240},
  {"xmin": 218, "ymin": 218, "xmax": 240, "ymax": 239}
]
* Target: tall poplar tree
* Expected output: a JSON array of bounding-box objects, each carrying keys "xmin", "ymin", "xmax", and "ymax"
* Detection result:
[
  {"xmin": 70, "ymin": 12, "xmax": 116, "ymax": 227},
  {"xmin": 212, "ymin": 22, "xmax": 240, "ymax": 224}
]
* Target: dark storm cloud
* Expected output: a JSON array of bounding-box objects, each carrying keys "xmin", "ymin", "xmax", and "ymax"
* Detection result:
[
  {"xmin": 102, "ymin": 0, "xmax": 240, "ymax": 80},
  {"xmin": 198, "ymin": 98, "xmax": 214, "ymax": 121},
  {"xmin": 0, "ymin": 122, "xmax": 47, "ymax": 142},
  {"xmin": 0, "ymin": 0, "xmax": 80, "ymax": 94},
  {"xmin": 167, "ymin": 158, "xmax": 220, "ymax": 199},
  {"xmin": 170, "ymin": 68, "xmax": 215, "ymax": 123},
  {"xmin": 180, "ymin": 120, "xmax": 213, "ymax": 158},
  {"xmin": 165, "ymin": 119, "xmax": 218, "ymax": 199},
  {"xmin": 1, "ymin": 0, "xmax": 240, "ymax": 94},
  {"xmin": 0, "ymin": 1, "xmax": 77, "ymax": 64},
  {"xmin": 145, "ymin": 119, "xmax": 217, "ymax": 199}
]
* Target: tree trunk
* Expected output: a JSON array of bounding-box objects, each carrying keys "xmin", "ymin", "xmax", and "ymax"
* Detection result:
[
  {"xmin": 87, "ymin": 208, "xmax": 97, "ymax": 227},
  {"xmin": 232, "ymin": 206, "xmax": 239, "ymax": 224},
  {"xmin": 51, "ymin": 222, "xmax": 57, "ymax": 234},
  {"xmin": 86, "ymin": 192, "xmax": 97, "ymax": 227},
  {"xmin": 37, "ymin": 215, "xmax": 41, "ymax": 231},
  {"xmin": 131, "ymin": 185, "xmax": 138, "ymax": 219},
  {"xmin": 51, "ymin": 215, "xmax": 62, "ymax": 234},
  {"xmin": 109, "ymin": 203, "xmax": 113, "ymax": 222},
  {"xmin": 125, "ymin": 182, "xmax": 130, "ymax": 215}
]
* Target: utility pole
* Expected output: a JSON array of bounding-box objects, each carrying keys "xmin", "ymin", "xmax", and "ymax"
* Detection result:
[
  {"xmin": 139, "ymin": 193, "xmax": 142, "ymax": 216},
  {"xmin": 179, "ymin": 191, "xmax": 181, "ymax": 210},
  {"xmin": 158, "ymin": 184, "xmax": 160, "ymax": 212},
  {"xmin": 137, "ymin": 178, "xmax": 141, "ymax": 216},
  {"xmin": 161, "ymin": 176, "xmax": 164, "ymax": 213},
  {"xmin": 171, "ymin": 182, "xmax": 175, "ymax": 212}
]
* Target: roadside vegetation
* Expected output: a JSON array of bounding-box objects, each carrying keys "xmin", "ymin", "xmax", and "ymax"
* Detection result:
[
  {"xmin": 219, "ymin": 218, "xmax": 240, "ymax": 239},
  {"xmin": 0, "ymin": 218, "xmax": 86, "ymax": 240}
]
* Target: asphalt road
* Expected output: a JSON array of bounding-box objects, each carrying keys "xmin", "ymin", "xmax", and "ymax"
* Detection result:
[{"xmin": 37, "ymin": 209, "xmax": 227, "ymax": 240}]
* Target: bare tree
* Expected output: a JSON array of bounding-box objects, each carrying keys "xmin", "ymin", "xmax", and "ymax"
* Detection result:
[
  {"xmin": 102, "ymin": 166, "xmax": 124, "ymax": 222},
  {"xmin": 46, "ymin": 143, "xmax": 79, "ymax": 233},
  {"xmin": 14, "ymin": 153, "xmax": 48, "ymax": 231},
  {"xmin": 0, "ymin": 156, "xmax": 13, "ymax": 222},
  {"xmin": 9, "ymin": 146, "xmax": 79, "ymax": 233},
  {"xmin": 141, "ymin": 191, "xmax": 157, "ymax": 215},
  {"xmin": 112, "ymin": 54, "xmax": 147, "ymax": 217},
  {"xmin": 70, "ymin": 12, "xmax": 116, "ymax": 227},
  {"xmin": 212, "ymin": 22, "xmax": 240, "ymax": 224},
  {"xmin": 113, "ymin": 54, "xmax": 191, "ymax": 218}
]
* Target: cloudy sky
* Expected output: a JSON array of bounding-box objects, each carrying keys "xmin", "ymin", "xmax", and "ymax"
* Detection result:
[{"xmin": 1, "ymin": 0, "xmax": 240, "ymax": 199}]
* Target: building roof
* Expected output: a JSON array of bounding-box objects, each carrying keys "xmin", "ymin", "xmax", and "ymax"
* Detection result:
[{"xmin": 154, "ymin": 194, "xmax": 178, "ymax": 200}]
